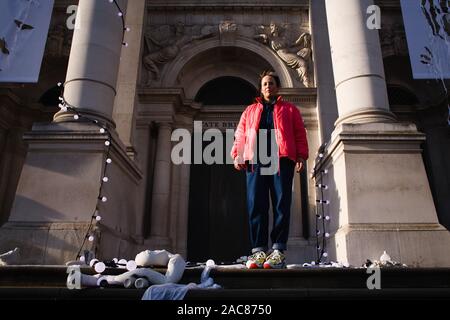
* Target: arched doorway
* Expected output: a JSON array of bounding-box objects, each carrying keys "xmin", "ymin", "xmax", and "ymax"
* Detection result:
[{"xmin": 187, "ymin": 77, "xmax": 256, "ymax": 263}]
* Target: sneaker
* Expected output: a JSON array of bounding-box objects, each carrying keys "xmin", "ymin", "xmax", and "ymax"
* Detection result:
[
  {"xmin": 263, "ymin": 250, "xmax": 286, "ymax": 269},
  {"xmin": 246, "ymin": 251, "xmax": 266, "ymax": 269}
]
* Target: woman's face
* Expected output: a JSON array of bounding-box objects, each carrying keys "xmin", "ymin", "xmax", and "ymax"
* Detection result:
[{"xmin": 260, "ymin": 75, "xmax": 279, "ymax": 101}]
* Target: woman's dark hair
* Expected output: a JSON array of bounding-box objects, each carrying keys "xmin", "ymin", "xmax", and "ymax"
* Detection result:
[{"xmin": 257, "ymin": 70, "xmax": 281, "ymax": 97}]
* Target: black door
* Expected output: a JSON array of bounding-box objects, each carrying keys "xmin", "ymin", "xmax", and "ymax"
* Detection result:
[{"xmin": 187, "ymin": 140, "xmax": 250, "ymax": 263}]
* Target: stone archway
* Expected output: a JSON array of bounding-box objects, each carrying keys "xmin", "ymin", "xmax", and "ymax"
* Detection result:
[
  {"xmin": 161, "ymin": 38, "xmax": 295, "ymax": 99},
  {"xmin": 162, "ymin": 42, "xmax": 295, "ymax": 262}
]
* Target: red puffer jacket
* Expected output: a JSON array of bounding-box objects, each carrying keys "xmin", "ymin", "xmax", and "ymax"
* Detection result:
[{"xmin": 231, "ymin": 96, "xmax": 309, "ymax": 163}]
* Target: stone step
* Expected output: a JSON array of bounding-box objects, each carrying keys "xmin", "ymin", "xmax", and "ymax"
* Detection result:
[{"xmin": 1, "ymin": 265, "xmax": 450, "ymax": 300}]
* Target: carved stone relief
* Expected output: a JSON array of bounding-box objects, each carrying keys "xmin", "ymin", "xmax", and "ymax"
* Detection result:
[
  {"xmin": 254, "ymin": 23, "xmax": 313, "ymax": 87},
  {"xmin": 46, "ymin": 24, "xmax": 72, "ymax": 57},
  {"xmin": 380, "ymin": 24, "xmax": 408, "ymax": 58},
  {"xmin": 143, "ymin": 9, "xmax": 312, "ymax": 87},
  {"xmin": 143, "ymin": 22, "xmax": 216, "ymax": 84}
]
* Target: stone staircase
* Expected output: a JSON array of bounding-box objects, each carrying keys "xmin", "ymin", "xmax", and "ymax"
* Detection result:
[{"xmin": 1, "ymin": 265, "xmax": 450, "ymax": 300}]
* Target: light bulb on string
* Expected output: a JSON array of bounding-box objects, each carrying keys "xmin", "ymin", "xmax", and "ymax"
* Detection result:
[
  {"xmin": 79, "ymin": 255, "xmax": 85, "ymax": 262},
  {"xmin": 105, "ymin": 141, "xmax": 110, "ymax": 146},
  {"xmin": 101, "ymin": 196, "xmax": 108, "ymax": 202},
  {"xmin": 95, "ymin": 215, "xmax": 102, "ymax": 221},
  {"xmin": 74, "ymin": 114, "xmax": 79, "ymax": 120},
  {"xmin": 323, "ymin": 252, "xmax": 328, "ymax": 258},
  {"xmin": 106, "ymin": 158, "xmax": 112, "ymax": 164},
  {"xmin": 100, "ymin": 128, "xmax": 106, "ymax": 134},
  {"xmin": 88, "ymin": 235, "xmax": 94, "ymax": 242},
  {"xmin": 325, "ymin": 216, "xmax": 330, "ymax": 221},
  {"xmin": 103, "ymin": 177, "xmax": 109, "ymax": 183},
  {"xmin": 94, "ymin": 262, "xmax": 106, "ymax": 273},
  {"xmin": 325, "ymin": 233, "xmax": 330, "ymax": 238}
]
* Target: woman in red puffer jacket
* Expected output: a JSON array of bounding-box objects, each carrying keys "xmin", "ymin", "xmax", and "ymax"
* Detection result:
[{"xmin": 230, "ymin": 71, "xmax": 309, "ymax": 269}]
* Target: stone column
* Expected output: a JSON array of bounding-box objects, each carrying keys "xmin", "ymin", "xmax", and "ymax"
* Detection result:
[
  {"xmin": 325, "ymin": 0, "xmax": 396, "ymax": 126},
  {"xmin": 310, "ymin": 0, "xmax": 339, "ymax": 142},
  {"xmin": 318, "ymin": 0, "xmax": 450, "ymax": 267},
  {"xmin": 113, "ymin": 0, "xmax": 146, "ymax": 154},
  {"xmin": 150, "ymin": 123, "xmax": 173, "ymax": 239},
  {"xmin": 54, "ymin": 0, "xmax": 128, "ymax": 127},
  {"xmin": 175, "ymin": 163, "xmax": 191, "ymax": 258}
]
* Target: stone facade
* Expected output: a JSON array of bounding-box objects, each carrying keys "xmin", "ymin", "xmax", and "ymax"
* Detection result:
[{"xmin": 0, "ymin": 0, "xmax": 449, "ymax": 267}]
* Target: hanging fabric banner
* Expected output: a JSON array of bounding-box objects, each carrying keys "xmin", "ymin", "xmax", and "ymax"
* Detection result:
[
  {"xmin": 400, "ymin": 0, "xmax": 450, "ymax": 79},
  {"xmin": 0, "ymin": 0, "xmax": 55, "ymax": 83}
]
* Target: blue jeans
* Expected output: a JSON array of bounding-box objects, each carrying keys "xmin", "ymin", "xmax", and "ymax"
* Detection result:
[{"xmin": 246, "ymin": 157, "xmax": 295, "ymax": 253}]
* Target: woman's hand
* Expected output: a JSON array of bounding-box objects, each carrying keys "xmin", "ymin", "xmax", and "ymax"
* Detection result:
[
  {"xmin": 234, "ymin": 156, "xmax": 247, "ymax": 171},
  {"xmin": 295, "ymin": 158, "xmax": 305, "ymax": 173}
]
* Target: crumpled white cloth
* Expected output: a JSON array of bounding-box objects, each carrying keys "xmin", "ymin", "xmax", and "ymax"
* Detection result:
[{"xmin": 141, "ymin": 266, "xmax": 221, "ymax": 300}]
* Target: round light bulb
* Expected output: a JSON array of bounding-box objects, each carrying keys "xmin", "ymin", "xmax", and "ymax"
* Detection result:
[
  {"xmin": 325, "ymin": 233, "xmax": 330, "ymax": 238},
  {"xmin": 94, "ymin": 262, "xmax": 106, "ymax": 273},
  {"xmin": 95, "ymin": 215, "xmax": 102, "ymax": 221},
  {"xmin": 323, "ymin": 252, "xmax": 328, "ymax": 257},
  {"xmin": 100, "ymin": 128, "xmax": 105, "ymax": 133},
  {"xmin": 101, "ymin": 196, "xmax": 107, "ymax": 202},
  {"xmin": 106, "ymin": 158, "xmax": 112, "ymax": 164},
  {"xmin": 325, "ymin": 216, "xmax": 330, "ymax": 221},
  {"xmin": 89, "ymin": 259, "xmax": 99, "ymax": 267},
  {"xmin": 118, "ymin": 12, "xmax": 123, "ymax": 17},
  {"xmin": 57, "ymin": 82, "xmax": 62, "ymax": 87},
  {"xmin": 74, "ymin": 115, "xmax": 79, "ymax": 120},
  {"xmin": 88, "ymin": 235, "xmax": 94, "ymax": 242},
  {"xmin": 125, "ymin": 27, "xmax": 130, "ymax": 32},
  {"xmin": 126, "ymin": 260, "xmax": 137, "ymax": 271},
  {"xmin": 118, "ymin": 259, "xmax": 127, "ymax": 265},
  {"xmin": 103, "ymin": 177, "xmax": 109, "ymax": 183},
  {"xmin": 311, "ymin": 261, "xmax": 316, "ymax": 265},
  {"xmin": 79, "ymin": 256, "xmax": 85, "ymax": 262},
  {"xmin": 105, "ymin": 141, "xmax": 110, "ymax": 146}
]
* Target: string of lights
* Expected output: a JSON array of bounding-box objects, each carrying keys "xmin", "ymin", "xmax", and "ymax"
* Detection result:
[
  {"xmin": 56, "ymin": 0, "xmax": 130, "ymax": 262},
  {"xmin": 312, "ymin": 143, "xmax": 330, "ymax": 264}
]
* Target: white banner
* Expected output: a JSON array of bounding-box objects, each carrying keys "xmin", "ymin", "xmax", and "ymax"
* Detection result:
[
  {"xmin": 400, "ymin": 0, "xmax": 450, "ymax": 79},
  {"xmin": 0, "ymin": 0, "xmax": 54, "ymax": 83}
]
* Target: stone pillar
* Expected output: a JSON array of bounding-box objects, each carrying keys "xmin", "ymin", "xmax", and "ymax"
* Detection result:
[
  {"xmin": 0, "ymin": 0, "xmax": 147, "ymax": 265},
  {"xmin": 175, "ymin": 163, "xmax": 191, "ymax": 258},
  {"xmin": 319, "ymin": 0, "xmax": 450, "ymax": 267},
  {"xmin": 309, "ymin": 0, "xmax": 339, "ymax": 142},
  {"xmin": 325, "ymin": 0, "xmax": 396, "ymax": 126},
  {"xmin": 150, "ymin": 123, "xmax": 173, "ymax": 239},
  {"xmin": 113, "ymin": 0, "xmax": 146, "ymax": 154},
  {"xmin": 54, "ymin": 0, "xmax": 128, "ymax": 127}
]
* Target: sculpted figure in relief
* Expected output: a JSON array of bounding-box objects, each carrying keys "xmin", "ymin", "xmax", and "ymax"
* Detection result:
[
  {"xmin": 143, "ymin": 22, "xmax": 214, "ymax": 84},
  {"xmin": 255, "ymin": 22, "xmax": 313, "ymax": 87}
]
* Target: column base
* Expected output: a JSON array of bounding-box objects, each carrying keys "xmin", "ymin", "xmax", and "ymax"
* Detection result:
[
  {"xmin": 315, "ymin": 122, "xmax": 450, "ymax": 267},
  {"xmin": 1, "ymin": 122, "xmax": 143, "ymax": 264},
  {"xmin": 332, "ymin": 223, "xmax": 450, "ymax": 267},
  {"xmin": 334, "ymin": 108, "xmax": 397, "ymax": 127},
  {"xmin": 0, "ymin": 222, "xmax": 93, "ymax": 265}
]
